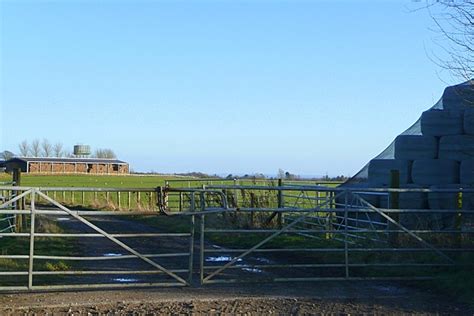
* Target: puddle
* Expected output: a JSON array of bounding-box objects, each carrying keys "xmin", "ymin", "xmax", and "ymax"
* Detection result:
[
  {"xmin": 103, "ymin": 253, "xmax": 123, "ymax": 257},
  {"xmin": 113, "ymin": 278, "xmax": 138, "ymax": 283},
  {"xmin": 212, "ymin": 244, "xmax": 222, "ymax": 249},
  {"xmin": 206, "ymin": 256, "xmax": 243, "ymax": 262},
  {"xmin": 241, "ymin": 267, "xmax": 263, "ymax": 273},
  {"xmin": 56, "ymin": 217, "xmax": 71, "ymax": 221},
  {"xmin": 373, "ymin": 285, "xmax": 405, "ymax": 294},
  {"xmin": 255, "ymin": 257, "xmax": 272, "ymax": 264}
]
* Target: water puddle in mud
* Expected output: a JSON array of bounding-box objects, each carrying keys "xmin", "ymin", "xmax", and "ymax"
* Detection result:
[
  {"xmin": 373, "ymin": 285, "xmax": 406, "ymax": 295},
  {"xmin": 56, "ymin": 217, "xmax": 71, "ymax": 221},
  {"xmin": 241, "ymin": 267, "xmax": 264, "ymax": 273},
  {"xmin": 103, "ymin": 253, "xmax": 123, "ymax": 257},
  {"xmin": 113, "ymin": 278, "xmax": 138, "ymax": 283},
  {"xmin": 206, "ymin": 256, "xmax": 243, "ymax": 262}
]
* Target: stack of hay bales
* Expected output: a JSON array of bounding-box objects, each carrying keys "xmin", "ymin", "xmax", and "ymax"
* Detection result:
[{"xmin": 364, "ymin": 82, "xmax": 474, "ymax": 228}]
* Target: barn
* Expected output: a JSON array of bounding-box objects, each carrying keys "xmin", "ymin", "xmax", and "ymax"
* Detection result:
[{"xmin": 4, "ymin": 157, "xmax": 129, "ymax": 175}]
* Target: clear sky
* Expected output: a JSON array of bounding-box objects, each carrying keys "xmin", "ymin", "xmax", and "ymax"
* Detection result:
[{"xmin": 0, "ymin": 0, "xmax": 460, "ymax": 177}]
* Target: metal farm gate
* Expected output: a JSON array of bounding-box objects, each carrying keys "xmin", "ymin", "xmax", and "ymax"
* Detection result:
[{"xmin": 0, "ymin": 184, "xmax": 473, "ymax": 291}]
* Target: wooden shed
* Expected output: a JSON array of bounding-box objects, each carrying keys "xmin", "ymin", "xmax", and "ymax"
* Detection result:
[{"xmin": 4, "ymin": 157, "xmax": 129, "ymax": 175}]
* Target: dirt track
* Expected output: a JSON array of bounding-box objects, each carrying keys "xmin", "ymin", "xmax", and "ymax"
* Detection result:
[{"xmin": 0, "ymin": 282, "xmax": 471, "ymax": 315}]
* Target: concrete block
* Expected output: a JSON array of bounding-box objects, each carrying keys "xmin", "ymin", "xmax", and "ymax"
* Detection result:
[
  {"xmin": 411, "ymin": 159, "xmax": 460, "ymax": 186},
  {"xmin": 439, "ymin": 135, "xmax": 474, "ymax": 161},
  {"xmin": 394, "ymin": 135, "xmax": 438, "ymax": 160},
  {"xmin": 420, "ymin": 110, "xmax": 463, "ymax": 136}
]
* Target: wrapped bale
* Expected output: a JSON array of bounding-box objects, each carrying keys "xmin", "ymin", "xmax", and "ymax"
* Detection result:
[
  {"xmin": 420, "ymin": 110, "xmax": 463, "ymax": 136},
  {"xmin": 442, "ymin": 81, "xmax": 474, "ymax": 110},
  {"xmin": 462, "ymin": 187, "xmax": 474, "ymax": 229},
  {"xmin": 368, "ymin": 159, "xmax": 412, "ymax": 186},
  {"xmin": 439, "ymin": 135, "xmax": 474, "ymax": 161},
  {"xmin": 411, "ymin": 159, "xmax": 460, "ymax": 186},
  {"xmin": 399, "ymin": 185, "xmax": 428, "ymax": 210},
  {"xmin": 393, "ymin": 185, "xmax": 428, "ymax": 229},
  {"xmin": 394, "ymin": 135, "xmax": 438, "ymax": 160},
  {"xmin": 464, "ymin": 108, "xmax": 474, "ymax": 135},
  {"xmin": 428, "ymin": 185, "xmax": 460, "ymax": 229},
  {"xmin": 460, "ymin": 159, "xmax": 474, "ymax": 185}
]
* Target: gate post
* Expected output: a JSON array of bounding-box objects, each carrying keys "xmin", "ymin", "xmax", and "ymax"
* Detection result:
[
  {"xmin": 12, "ymin": 168, "xmax": 24, "ymax": 232},
  {"xmin": 277, "ymin": 179, "xmax": 283, "ymax": 228}
]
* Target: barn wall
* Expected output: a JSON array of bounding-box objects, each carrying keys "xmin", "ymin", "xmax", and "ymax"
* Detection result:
[{"xmin": 25, "ymin": 161, "xmax": 129, "ymax": 175}]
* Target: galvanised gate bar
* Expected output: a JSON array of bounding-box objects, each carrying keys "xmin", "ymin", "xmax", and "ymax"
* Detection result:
[{"xmin": 0, "ymin": 184, "xmax": 473, "ymax": 291}]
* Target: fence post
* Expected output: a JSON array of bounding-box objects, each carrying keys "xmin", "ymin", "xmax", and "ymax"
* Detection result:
[
  {"xmin": 277, "ymin": 179, "xmax": 283, "ymax": 228},
  {"xmin": 389, "ymin": 170, "xmax": 400, "ymax": 246},
  {"xmin": 117, "ymin": 191, "xmax": 121, "ymax": 209},
  {"xmin": 12, "ymin": 168, "xmax": 23, "ymax": 232}
]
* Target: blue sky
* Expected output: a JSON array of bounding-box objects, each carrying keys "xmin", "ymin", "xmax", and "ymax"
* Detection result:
[{"xmin": 0, "ymin": 0, "xmax": 459, "ymax": 176}]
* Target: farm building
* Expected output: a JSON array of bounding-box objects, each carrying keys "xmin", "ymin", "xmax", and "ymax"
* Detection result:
[{"xmin": 4, "ymin": 157, "xmax": 129, "ymax": 175}]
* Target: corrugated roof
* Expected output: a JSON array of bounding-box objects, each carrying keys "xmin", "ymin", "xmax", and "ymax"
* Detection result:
[{"xmin": 6, "ymin": 157, "xmax": 128, "ymax": 164}]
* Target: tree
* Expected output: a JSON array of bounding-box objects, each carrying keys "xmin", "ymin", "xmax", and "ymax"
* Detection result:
[
  {"xmin": 423, "ymin": 1, "xmax": 474, "ymax": 80},
  {"xmin": 53, "ymin": 142, "xmax": 64, "ymax": 157},
  {"xmin": 277, "ymin": 168, "xmax": 286, "ymax": 179},
  {"xmin": 94, "ymin": 148, "xmax": 116, "ymax": 159},
  {"xmin": 30, "ymin": 139, "xmax": 41, "ymax": 157},
  {"xmin": 41, "ymin": 139, "xmax": 52, "ymax": 157},
  {"xmin": 0, "ymin": 150, "xmax": 15, "ymax": 160},
  {"xmin": 18, "ymin": 140, "xmax": 29, "ymax": 157}
]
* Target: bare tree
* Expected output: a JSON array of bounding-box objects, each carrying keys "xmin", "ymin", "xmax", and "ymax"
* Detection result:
[
  {"xmin": 53, "ymin": 142, "xmax": 64, "ymax": 157},
  {"xmin": 30, "ymin": 139, "xmax": 41, "ymax": 157},
  {"xmin": 41, "ymin": 139, "xmax": 52, "ymax": 157},
  {"xmin": 18, "ymin": 140, "xmax": 30, "ymax": 157},
  {"xmin": 0, "ymin": 150, "xmax": 15, "ymax": 160},
  {"xmin": 423, "ymin": 1, "xmax": 474, "ymax": 80},
  {"xmin": 94, "ymin": 148, "xmax": 116, "ymax": 159}
]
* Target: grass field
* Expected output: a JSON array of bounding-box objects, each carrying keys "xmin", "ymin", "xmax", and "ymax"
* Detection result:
[{"xmin": 0, "ymin": 173, "xmax": 176, "ymax": 188}]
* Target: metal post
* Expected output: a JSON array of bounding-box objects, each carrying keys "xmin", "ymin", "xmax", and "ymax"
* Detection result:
[
  {"xmin": 189, "ymin": 197, "xmax": 195, "ymax": 284},
  {"xmin": 200, "ymin": 214, "xmax": 205, "ymax": 285},
  {"xmin": 28, "ymin": 190, "xmax": 36, "ymax": 289},
  {"xmin": 117, "ymin": 192, "xmax": 121, "ymax": 209},
  {"xmin": 71, "ymin": 191, "xmax": 75, "ymax": 204},
  {"xmin": 82, "ymin": 191, "xmax": 85, "ymax": 206},
  {"xmin": 128, "ymin": 192, "xmax": 131, "ymax": 210},
  {"xmin": 344, "ymin": 190, "xmax": 349, "ymax": 278}
]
